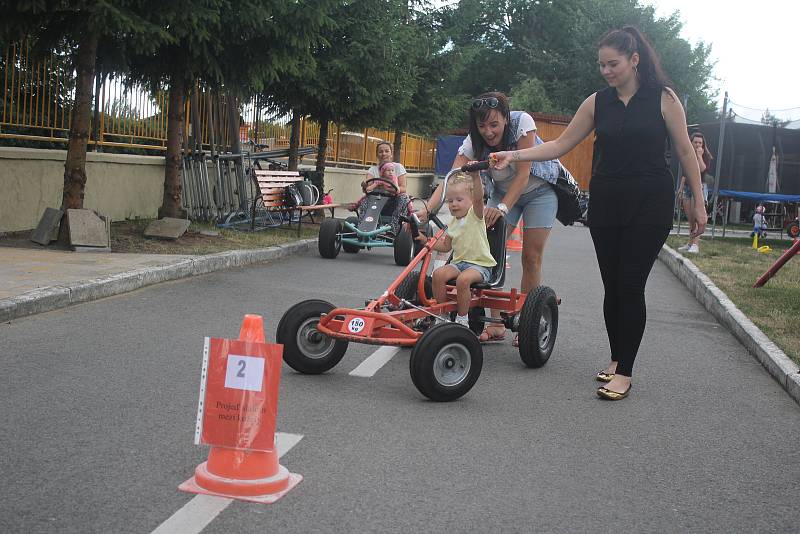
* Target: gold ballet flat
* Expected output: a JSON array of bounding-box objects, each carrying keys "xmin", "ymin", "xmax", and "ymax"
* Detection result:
[
  {"xmin": 597, "ymin": 384, "xmax": 631, "ymax": 400},
  {"xmin": 595, "ymin": 371, "xmax": 614, "ymax": 382}
]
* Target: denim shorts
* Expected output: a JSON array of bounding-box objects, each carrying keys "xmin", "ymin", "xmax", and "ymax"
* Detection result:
[
  {"xmin": 452, "ymin": 261, "xmax": 492, "ymax": 283},
  {"xmin": 488, "ymin": 183, "xmax": 558, "ymax": 229}
]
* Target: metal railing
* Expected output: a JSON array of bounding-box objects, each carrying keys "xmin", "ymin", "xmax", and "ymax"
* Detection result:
[{"xmin": 1, "ymin": 44, "xmax": 436, "ymax": 171}]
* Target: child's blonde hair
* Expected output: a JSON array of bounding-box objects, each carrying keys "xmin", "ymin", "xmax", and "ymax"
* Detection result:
[{"xmin": 448, "ymin": 171, "xmax": 474, "ymax": 192}]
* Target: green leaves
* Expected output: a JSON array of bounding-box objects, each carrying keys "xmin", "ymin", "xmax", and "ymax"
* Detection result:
[{"xmin": 443, "ymin": 0, "xmax": 716, "ymax": 122}]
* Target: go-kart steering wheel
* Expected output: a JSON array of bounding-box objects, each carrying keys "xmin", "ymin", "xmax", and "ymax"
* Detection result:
[{"xmin": 363, "ymin": 177, "xmax": 399, "ymax": 196}]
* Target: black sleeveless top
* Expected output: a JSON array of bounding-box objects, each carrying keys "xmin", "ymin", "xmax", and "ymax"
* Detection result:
[{"xmin": 588, "ymin": 85, "xmax": 674, "ymax": 227}]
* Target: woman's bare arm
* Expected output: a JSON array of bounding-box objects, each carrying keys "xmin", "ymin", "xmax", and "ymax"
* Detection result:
[{"xmin": 491, "ymin": 94, "xmax": 596, "ymax": 167}]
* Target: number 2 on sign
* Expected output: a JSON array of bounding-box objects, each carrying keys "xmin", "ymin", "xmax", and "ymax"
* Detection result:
[{"xmin": 224, "ymin": 355, "xmax": 265, "ymax": 391}]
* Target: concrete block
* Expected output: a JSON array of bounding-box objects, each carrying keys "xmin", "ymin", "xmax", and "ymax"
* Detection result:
[
  {"xmin": 30, "ymin": 207, "xmax": 63, "ymax": 245},
  {"xmin": 143, "ymin": 217, "xmax": 190, "ymax": 239},
  {"xmin": 67, "ymin": 209, "xmax": 109, "ymax": 248}
]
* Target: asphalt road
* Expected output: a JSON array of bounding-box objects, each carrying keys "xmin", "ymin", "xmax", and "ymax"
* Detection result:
[{"xmin": 1, "ymin": 224, "xmax": 798, "ymax": 533}]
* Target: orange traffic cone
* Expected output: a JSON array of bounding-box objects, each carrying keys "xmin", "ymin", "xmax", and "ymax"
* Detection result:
[
  {"xmin": 507, "ymin": 221, "xmax": 523, "ymax": 252},
  {"xmin": 179, "ymin": 314, "xmax": 302, "ymax": 504}
]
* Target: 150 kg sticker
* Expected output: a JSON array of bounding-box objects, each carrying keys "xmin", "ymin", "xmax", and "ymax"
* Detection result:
[{"xmin": 348, "ymin": 317, "xmax": 366, "ymax": 333}]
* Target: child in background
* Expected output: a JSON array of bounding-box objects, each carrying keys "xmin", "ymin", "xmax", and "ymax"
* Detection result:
[
  {"xmin": 418, "ymin": 170, "xmax": 496, "ymax": 328},
  {"xmin": 348, "ymin": 161, "xmax": 398, "ymax": 213},
  {"xmin": 751, "ymin": 205, "xmax": 767, "ymax": 239}
]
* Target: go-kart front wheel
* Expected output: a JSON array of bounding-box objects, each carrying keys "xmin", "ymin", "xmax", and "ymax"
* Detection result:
[
  {"xmin": 396, "ymin": 271, "xmax": 433, "ymax": 305},
  {"xmin": 394, "ymin": 226, "xmax": 414, "ymax": 266},
  {"xmin": 276, "ymin": 300, "xmax": 349, "ymax": 374},
  {"xmin": 517, "ymin": 285, "xmax": 558, "ymax": 368},
  {"xmin": 409, "ymin": 322, "xmax": 483, "ymax": 402},
  {"xmin": 342, "ymin": 216, "xmax": 361, "ymax": 253},
  {"xmin": 318, "ymin": 218, "xmax": 342, "ymax": 259}
]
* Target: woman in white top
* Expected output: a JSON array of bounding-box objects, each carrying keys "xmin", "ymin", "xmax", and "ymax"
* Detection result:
[{"xmin": 421, "ymin": 92, "xmax": 560, "ymax": 345}]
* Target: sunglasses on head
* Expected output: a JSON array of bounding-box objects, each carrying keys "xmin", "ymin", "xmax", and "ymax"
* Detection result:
[{"xmin": 472, "ymin": 97, "xmax": 500, "ymax": 110}]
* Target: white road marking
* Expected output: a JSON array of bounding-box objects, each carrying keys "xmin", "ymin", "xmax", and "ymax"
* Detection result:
[
  {"xmin": 349, "ymin": 346, "xmax": 401, "ymax": 377},
  {"xmin": 151, "ymin": 432, "xmax": 303, "ymax": 534}
]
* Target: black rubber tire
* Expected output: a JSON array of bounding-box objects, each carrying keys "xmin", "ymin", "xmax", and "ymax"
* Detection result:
[
  {"xmin": 318, "ymin": 218, "xmax": 341, "ymax": 259},
  {"xmin": 409, "ymin": 322, "xmax": 483, "ymax": 402},
  {"xmin": 517, "ymin": 286, "xmax": 558, "ymax": 368},
  {"xmin": 342, "ymin": 216, "xmax": 361, "ymax": 253},
  {"xmin": 276, "ymin": 299, "xmax": 349, "ymax": 374},
  {"xmin": 396, "ymin": 271, "xmax": 433, "ymax": 304},
  {"xmin": 393, "ymin": 226, "xmax": 414, "ymax": 266}
]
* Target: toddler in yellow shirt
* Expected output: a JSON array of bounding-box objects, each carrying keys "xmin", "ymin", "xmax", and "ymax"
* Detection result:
[{"xmin": 420, "ymin": 171, "xmax": 496, "ymax": 327}]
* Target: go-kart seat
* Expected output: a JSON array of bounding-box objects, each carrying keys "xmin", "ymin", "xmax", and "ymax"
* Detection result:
[{"xmin": 446, "ymin": 216, "xmax": 507, "ymax": 290}]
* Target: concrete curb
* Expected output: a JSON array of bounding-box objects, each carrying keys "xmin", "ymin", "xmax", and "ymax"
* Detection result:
[
  {"xmin": 0, "ymin": 239, "xmax": 317, "ymax": 323},
  {"xmin": 658, "ymin": 244, "xmax": 800, "ymax": 404}
]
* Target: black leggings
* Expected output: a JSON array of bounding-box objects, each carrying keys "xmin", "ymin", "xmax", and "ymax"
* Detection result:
[{"xmin": 589, "ymin": 225, "xmax": 670, "ymax": 377}]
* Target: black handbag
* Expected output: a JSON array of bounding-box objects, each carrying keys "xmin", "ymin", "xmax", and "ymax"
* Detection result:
[
  {"xmin": 284, "ymin": 183, "xmax": 304, "ymax": 208},
  {"xmin": 552, "ymin": 165, "xmax": 583, "ymax": 226}
]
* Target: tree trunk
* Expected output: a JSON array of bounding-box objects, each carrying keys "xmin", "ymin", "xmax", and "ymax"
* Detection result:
[
  {"xmin": 316, "ymin": 118, "xmax": 329, "ymax": 173},
  {"xmin": 226, "ymin": 93, "xmax": 241, "ymax": 154},
  {"xmin": 61, "ymin": 32, "xmax": 98, "ymax": 211},
  {"xmin": 287, "ymin": 111, "xmax": 301, "ymax": 171},
  {"xmin": 57, "ymin": 31, "xmax": 98, "ymax": 245},
  {"xmin": 393, "ymin": 129, "xmax": 403, "ymax": 165},
  {"xmin": 159, "ymin": 76, "xmax": 188, "ymax": 219}
]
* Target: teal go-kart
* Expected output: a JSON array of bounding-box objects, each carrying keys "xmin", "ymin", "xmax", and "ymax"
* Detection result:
[{"xmin": 318, "ymin": 177, "xmax": 424, "ymax": 266}]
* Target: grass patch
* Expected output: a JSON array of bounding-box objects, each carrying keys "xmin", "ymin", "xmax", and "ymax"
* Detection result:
[
  {"xmin": 110, "ymin": 219, "xmax": 319, "ymax": 255},
  {"xmin": 0, "ymin": 218, "xmax": 319, "ymax": 255},
  {"xmin": 666, "ymin": 235, "xmax": 799, "ymax": 365}
]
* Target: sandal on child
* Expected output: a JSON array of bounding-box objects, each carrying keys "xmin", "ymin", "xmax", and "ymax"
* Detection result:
[{"xmin": 512, "ymin": 333, "xmax": 519, "ymax": 348}]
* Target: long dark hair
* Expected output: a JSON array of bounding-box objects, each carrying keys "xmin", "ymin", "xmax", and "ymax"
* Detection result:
[
  {"xmin": 691, "ymin": 131, "xmax": 713, "ymax": 171},
  {"xmin": 597, "ymin": 26, "xmax": 674, "ymax": 90},
  {"xmin": 468, "ymin": 91, "xmax": 512, "ymax": 158}
]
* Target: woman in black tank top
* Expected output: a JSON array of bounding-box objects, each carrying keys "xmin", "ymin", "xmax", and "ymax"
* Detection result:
[{"xmin": 490, "ymin": 27, "xmax": 707, "ymax": 401}]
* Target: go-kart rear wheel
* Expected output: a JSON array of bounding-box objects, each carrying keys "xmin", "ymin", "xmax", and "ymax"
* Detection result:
[
  {"xmin": 396, "ymin": 271, "xmax": 433, "ymax": 304},
  {"xmin": 393, "ymin": 226, "xmax": 414, "ymax": 266},
  {"xmin": 276, "ymin": 300, "xmax": 348, "ymax": 374},
  {"xmin": 517, "ymin": 286, "xmax": 558, "ymax": 368},
  {"xmin": 342, "ymin": 216, "xmax": 361, "ymax": 253},
  {"xmin": 409, "ymin": 322, "xmax": 483, "ymax": 402},
  {"xmin": 318, "ymin": 218, "xmax": 342, "ymax": 259}
]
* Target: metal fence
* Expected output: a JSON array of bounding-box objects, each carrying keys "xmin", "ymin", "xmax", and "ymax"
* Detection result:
[{"xmin": 0, "ymin": 44, "xmax": 436, "ymax": 171}]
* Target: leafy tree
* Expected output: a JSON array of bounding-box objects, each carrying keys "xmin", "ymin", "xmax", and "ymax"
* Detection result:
[
  {"xmin": 761, "ymin": 109, "xmax": 790, "ymax": 128},
  {"xmin": 509, "ymin": 78, "xmax": 558, "ymax": 115},
  {"xmin": 386, "ymin": 4, "xmax": 467, "ymax": 158},
  {"xmin": 266, "ymin": 0, "xmax": 417, "ymax": 173},
  {"xmin": 125, "ymin": 0, "xmax": 331, "ymax": 218},
  {"xmin": 0, "ymin": 1, "xmax": 167, "ymax": 236},
  {"xmin": 442, "ymin": 0, "xmax": 716, "ymax": 122}
]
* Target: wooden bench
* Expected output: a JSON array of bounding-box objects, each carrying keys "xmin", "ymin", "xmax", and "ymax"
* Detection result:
[{"xmin": 251, "ymin": 169, "xmax": 339, "ymax": 234}]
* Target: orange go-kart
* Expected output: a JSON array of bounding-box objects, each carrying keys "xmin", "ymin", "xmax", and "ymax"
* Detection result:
[{"xmin": 277, "ymin": 162, "xmax": 560, "ymax": 401}]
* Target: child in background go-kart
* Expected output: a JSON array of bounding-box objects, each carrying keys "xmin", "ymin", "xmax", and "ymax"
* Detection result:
[
  {"xmin": 347, "ymin": 161, "xmax": 398, "ymax": 213},
  {"xmin": 417, "ymin": 171, "xmax": 497, "ymax": 327}
]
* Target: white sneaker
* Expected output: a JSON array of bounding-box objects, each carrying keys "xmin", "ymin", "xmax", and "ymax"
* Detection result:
[
  {"xmin": 686, "ymin": 244, "xmax": 699, "ymax": 254},
  {"xmin": 454, "ymin": 314, "xmax": 470, "ymax": 327},
  {"xmin": 677, "ymin": 244, "xmax": 690, "ymax": 251}
]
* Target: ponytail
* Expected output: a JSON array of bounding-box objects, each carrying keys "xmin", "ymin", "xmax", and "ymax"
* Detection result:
[{"xmin": 597, "ymin": 26, "xmax": 674, "ymax": 90}]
